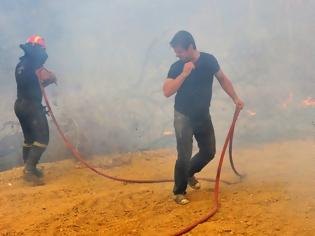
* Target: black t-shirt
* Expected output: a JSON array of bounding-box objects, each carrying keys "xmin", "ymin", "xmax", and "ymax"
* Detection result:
[
  {"xmin": 167, "ymin": 52, "xmax": 220, "ymax": 120},
  {"xmin": 15, "ymin": 57, "xmax": 42, "ymax": 103}
]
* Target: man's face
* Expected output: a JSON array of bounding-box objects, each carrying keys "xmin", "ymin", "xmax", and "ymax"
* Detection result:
[{"xmin": 173, "ymin": 45, "xmax": 194, "ymax": 62}]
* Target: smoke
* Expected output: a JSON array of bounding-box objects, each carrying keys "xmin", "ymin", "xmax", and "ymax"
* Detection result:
[{"xmin": 0, "ymin": 0, "xmax": 314, "ymax": 169}]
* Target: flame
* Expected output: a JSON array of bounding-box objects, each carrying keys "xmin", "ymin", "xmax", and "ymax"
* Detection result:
[
  {"xmin": 246, "ymin": 110, "xmax": 256, "ymax": 116},
  {"xmin": 302, "ymin": 97, "xmax": 315, "ymax": 107},
  {"xmin": 281, "ymin": 92, "xmax": 293, "ymax": 108},
  {"xmin": 162, "ymin": 130, "xmax": 174, "ymax": 136}
]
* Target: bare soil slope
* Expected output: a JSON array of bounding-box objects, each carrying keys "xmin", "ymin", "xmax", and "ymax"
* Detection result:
[{"xmin": 0, "ymin": 139, "xmax": 314, "ymax": 235}]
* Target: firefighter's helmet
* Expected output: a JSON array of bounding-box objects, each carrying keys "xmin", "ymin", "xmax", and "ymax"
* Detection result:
[{"xmin": 26, "ymin": 35, "xmax": 46, "ymax": 48}]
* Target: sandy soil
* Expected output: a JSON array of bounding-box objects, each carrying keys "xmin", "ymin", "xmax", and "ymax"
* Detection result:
[{"xmin": 0, "ymin": 139, "xmax": 314, "ymax": 236}]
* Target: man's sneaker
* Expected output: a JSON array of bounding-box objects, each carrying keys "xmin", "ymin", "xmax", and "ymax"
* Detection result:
[
  {"xmin": 173, "ymin": 194, "xmax": 190, "ymax": 205},
  {"xmin": 188, "ymin": 176, "xmax": 201, "ymax": 190}
]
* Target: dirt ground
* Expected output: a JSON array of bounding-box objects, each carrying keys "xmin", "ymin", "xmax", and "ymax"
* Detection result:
[{"xmin": 0, "ymin": 139, "xmax": 314, "ymax": 236}]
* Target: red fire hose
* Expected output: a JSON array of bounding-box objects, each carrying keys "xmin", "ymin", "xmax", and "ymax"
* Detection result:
[{"xmin": 40, "ymin": 84, "xmax": 243, "ymax": 235}]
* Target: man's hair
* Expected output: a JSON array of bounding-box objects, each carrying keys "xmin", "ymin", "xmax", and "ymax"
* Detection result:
[{"xmin": 170, "ymin": 30, "xmax": 196, "ymax": 50}]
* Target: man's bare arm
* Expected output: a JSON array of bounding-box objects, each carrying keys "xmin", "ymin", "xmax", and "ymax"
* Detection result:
[
  {"xmin": 215, "ymin": 69, "xmax": 244, "ymax": 109},
  {"xmin": 163, "ymin": 62, "xmax": 194, "ymax": 97}
]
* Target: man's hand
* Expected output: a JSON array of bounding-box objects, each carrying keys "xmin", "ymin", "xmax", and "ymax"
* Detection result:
[
  {"xmin": 233, "ymin": 97, "xmax": 244, "ymax": 110},
  {"xmin": 182, "ymin": 62, "xmax": 195, "ymax": 77},
  {"xmin": 163, "ymin": 62, "xmax": 195, "ymax": 98}
]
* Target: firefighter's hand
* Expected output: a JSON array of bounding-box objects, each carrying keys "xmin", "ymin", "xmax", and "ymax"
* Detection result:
[
  {"xmin": 41, "ymin": 75, "xmax": 57, "ymax": 87},
  {"xmin": 36, "ymin": 67, "xmax": 57, "ymax": 87}
]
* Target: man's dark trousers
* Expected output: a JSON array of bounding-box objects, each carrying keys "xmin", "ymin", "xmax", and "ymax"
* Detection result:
[{"xmin": 173, "ymin": 110, "xmax": 216, "ymax": 195}]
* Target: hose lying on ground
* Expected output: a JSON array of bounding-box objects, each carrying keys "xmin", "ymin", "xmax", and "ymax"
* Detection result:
[{"xmin": 40, "ymin": 84, "xmax": 243, "ymax": 235}]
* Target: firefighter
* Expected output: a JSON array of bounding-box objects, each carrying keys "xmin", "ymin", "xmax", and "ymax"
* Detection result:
[{"xmin": 14, "ymin": 35, "xmax": 56, "ymax": 185}]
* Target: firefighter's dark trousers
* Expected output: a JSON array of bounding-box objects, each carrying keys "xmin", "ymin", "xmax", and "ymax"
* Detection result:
[{"xmin": 14, "ymin": 99, "xmax": 49, "ymax": 170}]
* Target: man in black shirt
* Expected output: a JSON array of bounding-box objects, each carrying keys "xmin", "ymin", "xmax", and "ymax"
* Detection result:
[
  {"xmin": 14, "ymin": 35, "xmax": 56, "ymax": 185},
  {"xmin": 163, "ymin": 31, "xmax": 244, "ymax": 205}
]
